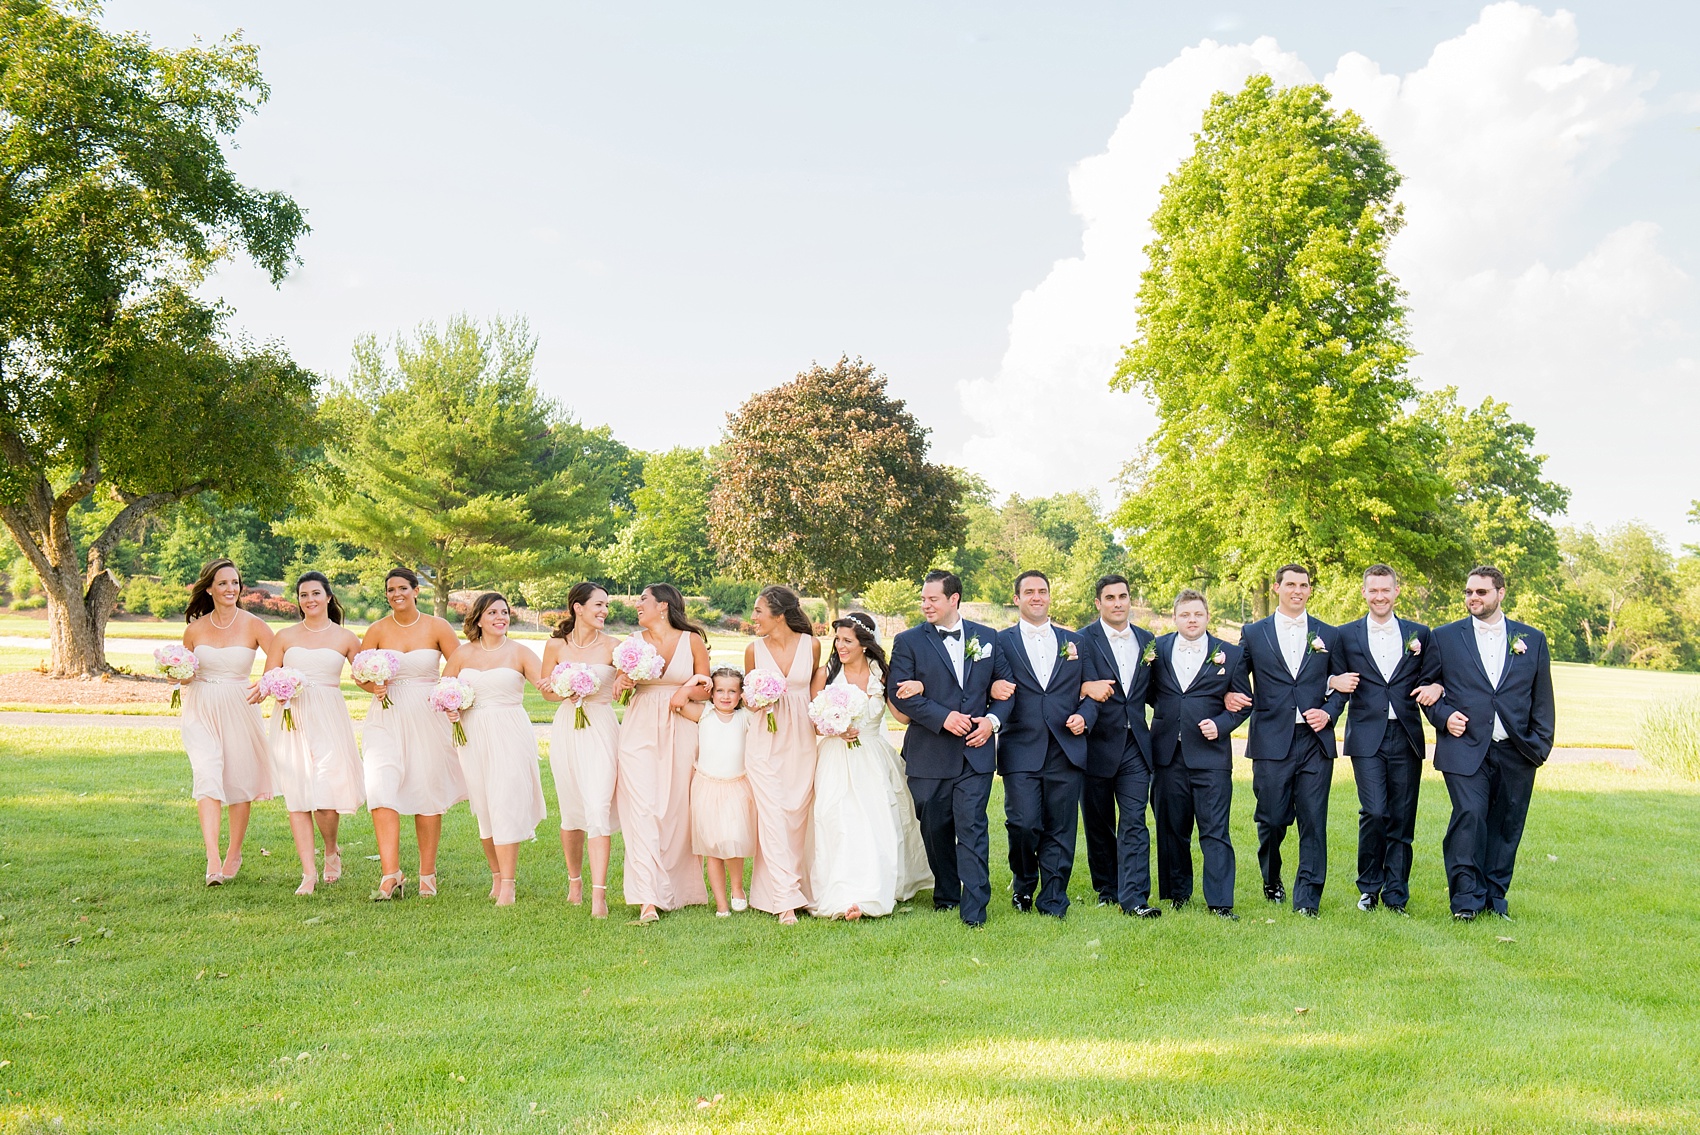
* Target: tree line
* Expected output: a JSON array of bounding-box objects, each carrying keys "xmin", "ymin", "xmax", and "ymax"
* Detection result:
[{"xmin": 2, "ymin": 6, "xmax": 1694, "ymax": 676}]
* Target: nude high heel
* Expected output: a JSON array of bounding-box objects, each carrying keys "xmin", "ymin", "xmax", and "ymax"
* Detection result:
[
  {"xmin": 496, "ymin": 879, "xmax": 516, "ymax": 907},
  {"xmin": 567, "ymin": 875, "xmax": 583, "ymax": 905},
  {"xmin": 417, "ymin": 873, "xmax": 438, "ymax": 898},
  {"xmin": 372, "ymin": 871, "xmax": 406, "ymax": 902},
  {"xmin": 590, "ymin": 883, "xmax": 608, "ymax": 919},
  {"xmin": 295, "ymin": 870, "xmax": 316, "ymax": 896},
  {"xmin": 322, "ymin": 851, "xmax": 342, "ymax": 885},
  {"xmin": 204, "ymin": 870, "xmax": 224, "ymax": 887}
]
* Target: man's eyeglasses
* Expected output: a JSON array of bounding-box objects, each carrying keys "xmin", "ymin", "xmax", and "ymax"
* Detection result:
[{"xmin": 1463, "ymin": 587, "xmax": 1497, "ymax": 597}]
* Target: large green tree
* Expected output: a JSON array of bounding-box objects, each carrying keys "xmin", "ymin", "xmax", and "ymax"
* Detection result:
[
  {"xmin": 603, "ymin": 446, "xmax": 716, "ymax": 592},
  {"xmin": 1112, "ymin": 76, "xmax": 1452, "ymax": 617},
  {"xmin": 709, "ymin": 356, "xmax": 964, "ymax": 618},
  {"xmin": 287, "ymin": 317, "xmax": 632, "ymax": 617},
  {"xmin": 0, "ymin": 2, "xmax": 317, "ymax": 675}
]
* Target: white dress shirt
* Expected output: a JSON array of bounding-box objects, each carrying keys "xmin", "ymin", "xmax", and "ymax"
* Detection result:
[
  {"xmin": 1366, "ymin": 615, "xmax": 1402, "ymax": 719},
  {"xmin": 1275, "ymin": 612, "xmax": 1308, "ymax": 721},
  {"xmin": 1101, "ymin": 619, "xmax": 1138, "ymax": 692},
  {"xmin": 1172, "ymin": 634, "xmax": 1209, "ymax": 692},
  {"xmin": 936, "ymin": 619, "xmax": 966, "ymax": 686},
  {"xmin": 1021, "ymin": 619, "xmax": 1057, "ymax": 688},
  {"xmin": 1472, "ymin": 616, "xmax": 1510, "ymax": 741}
]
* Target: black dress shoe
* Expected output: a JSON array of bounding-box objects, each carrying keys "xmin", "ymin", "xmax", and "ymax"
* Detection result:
[
  {"xmin": 1208, "ymin": 905, "xmax": 1238, "ymax": 920},
  {"xmin": 1357, "ymin": 892, "xmax": 1379, "ymax": 912},
  {"xmin": 1169, "ymin": 897, "xmax": 1190, "ymax": 912},
  {"xmin": 933, "ymin": 901, "xmax": 959, "ymax": 913},
  {"xmin": 962, "ymin": 918, "xmax": 985, "ymax": 929},
  {"xmin": 1386, "ymin": 903, "xmax": 1409, "ymax": 916},
  {"xmin": 1012, "ymin": 893, "xmax": 1034, "ymax": 913},
  {"xmin": 1495, "ymin": 910, "xmax": 1513, "ymax": 922},
  {"xmin": 1125, "ymin": 905, "xmax": 1163, "ymax": 919},
  {"xmin": 1453, "ymin": 909, "xmax": 1477, "ymax": 922},
  {"xmin": 1296, "ymin": 907, "xmax": 1319, "ymax": 919},
  {"xmin": 1097, "ymin": 893, "xmax": 1116, "ymax": 907},
  {"xmin": 1264, "ymin": 884, "xmax": 1286, "ymax": 903}
]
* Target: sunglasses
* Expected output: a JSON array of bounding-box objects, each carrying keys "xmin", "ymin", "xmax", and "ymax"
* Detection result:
[{"xmin": 1463, "ymin": 587, "xmax": 1498, "ymax": 597}]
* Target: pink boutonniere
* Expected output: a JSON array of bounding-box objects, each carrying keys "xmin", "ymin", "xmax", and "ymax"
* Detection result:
[
  {"xmin": 1509, "ymin": 634, "xmax": 1528, "ymax": 656},
  {"xmin": 1309, "ymin": 633, "xmax": 1328, "ymax": 653},
  {"xmin": 1210, "ymin": 649, "xmax": 1226, "ymax": 666},
  {"xmin": 1060, "ymin": 641, "xmax": 1078, "ymax": 662},
  {"xmin": 1406, "ymin": 634, "xmax": 1422, "ymax": 656}
]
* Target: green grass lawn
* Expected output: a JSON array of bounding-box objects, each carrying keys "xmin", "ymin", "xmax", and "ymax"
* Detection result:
[{"xmin": 2, "ymin": 725, "xmax": 1697, "ymax": 1133}]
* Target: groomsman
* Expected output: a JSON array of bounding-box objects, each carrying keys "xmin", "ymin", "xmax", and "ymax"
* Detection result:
[
  {"xmin": 889, "ymin": 570, "xmax": 1001, "ymax": 927},
  {"xmin": 1231, "ymin": 564, "xmax": 1346, "ymax": 916},
  {"xmin": 988, "ymin": 570, "xmax": 1097, "ymax": 918},
  {"xmin": 1075, "ymin": 574, "xmax": 1162, "ymax": 917},
  {"xmin": 1423, "ymin": 566, "xmax": 1555, "ymax": 920},
  {"xmin": 1147, "ymin": 589, "xmax": 1251, "ymax": 918},
  {"xmin": 1328, "ymin": 565, "xmax": 1444, "ymax": 914}
]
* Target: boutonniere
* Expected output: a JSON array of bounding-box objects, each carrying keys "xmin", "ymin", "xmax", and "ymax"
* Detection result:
[
  {"xmin": 1309, "ymin": 632, "xmax": 1328, "ymax": 653},
  {"xmin": 1140, "ymin": 640, "xmax": 1157, "ymax": 666},
  {"xmin": 1509, "ymin": 633, "xmax": 1528, "ymax": 656},
  {"xmin": 1210, "ymin": 649, "xmax": 1226, "ymax": 666},
  {"xmin": 964, "ymin": 635, "xmax": 989, "ymax": 662},
  {"xmin": 1059, "ymin": 640, "xmax": 1078, "ymax": 662},
  {"xmin": 1406, "ymin": 633, "xmax": 1422, "ymax": 656}
]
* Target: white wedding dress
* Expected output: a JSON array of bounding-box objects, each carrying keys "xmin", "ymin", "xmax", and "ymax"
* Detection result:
[{"xmin": 808, "ymin": 670, "xmax": 929, "ymax": 917}]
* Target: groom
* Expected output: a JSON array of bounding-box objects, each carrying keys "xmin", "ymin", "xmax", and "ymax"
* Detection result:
[
  {"xmin": 1424, "ymin": 566, "xmax": 1555, "ymax": 920},
  {"xmin": 889, "ymin": 569, "xmax": 1000, "ymax": 927}
]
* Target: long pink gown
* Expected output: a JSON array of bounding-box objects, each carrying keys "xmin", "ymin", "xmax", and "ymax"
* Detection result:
[
  {"xmin": 746, "ymin": 635, "xmax": 818, "ymax": 914},
  {"xmin": 614, "ymin": 635, "xmax": 708, "ymax": 911}
]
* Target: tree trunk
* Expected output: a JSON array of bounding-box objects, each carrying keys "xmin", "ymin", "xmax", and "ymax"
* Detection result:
[
  {"xmin": 1252, "ymin": 575, "xmax": 1271, "ymax": 620},
  {"xmin": 433, "ymin": 558, "xmax": 451, "ymax": 619},
  {"xmin": 42, "ymin": 563, "xmax": 120, "ymax": 678}
]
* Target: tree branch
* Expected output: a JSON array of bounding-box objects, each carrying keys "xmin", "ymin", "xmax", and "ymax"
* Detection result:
[{"xmin": 87, "ymin": 483, "xmax": 212, "ymax": 571}]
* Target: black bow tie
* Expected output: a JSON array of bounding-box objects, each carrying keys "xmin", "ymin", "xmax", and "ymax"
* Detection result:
[{"xmin": 937, "ymin": 627, "xmax": 962, "ymax": 640}]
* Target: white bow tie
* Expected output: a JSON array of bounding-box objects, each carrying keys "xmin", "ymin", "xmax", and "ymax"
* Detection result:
[
  {"xmin": 1368, "ymin": 621, "xmax": 1398, "ymax": 635},
  {"xmin": 1107, "ymin": 628, "xmax": 1133, "ymax": 641},
  {"xmin": 1176, "ymin": 640, "xmax": 1205, "ymax": 654},
  {"xmin": 1278, "ymin": 616, "xmax": 1307, "ymax": 632}
]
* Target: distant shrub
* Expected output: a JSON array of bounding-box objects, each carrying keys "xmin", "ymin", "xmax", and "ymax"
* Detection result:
[
  {"xmin": 704, "ymin": 577, "xmax": 758, "ymax": 617},
  {"xmin": 1636, "ymin": 696, "xmax": 1700, "ymax": 782},
  {"xmin": 239, "ymin": 588, "xmax": 298, "ymax": 619},
  {"xmin": 685, "ymin": 599, "xmax": 725, "ymax": 626},
  {"xmin": 606, "ymin": 599, "xmax": 639, "ymax": 627},
  {"xmin": 364, "ymin": 605, "xmax": 384, "ymax": 622},
  {"xmin": 800, "ymin": 597, "xmax": 827, "ymax": 625},
  {"xmin": 119, "ymin": 576, "xmax": 188, "ymax": 619},
  {"xmin": 860, "ymin": 579, "xmax": 919, "ymax": 620},
  {"xmin": 12, "ymin": 595, "xmax": 45, "ymax": 611}
]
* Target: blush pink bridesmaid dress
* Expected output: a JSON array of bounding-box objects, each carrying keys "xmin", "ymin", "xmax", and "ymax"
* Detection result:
[
  {"xmin": 614, "ymin": 634, "xmax": 708, "ymax": 911},
  {"xmin": 745, "ymin": 634, "xmax": 818, "ymax": 915}
]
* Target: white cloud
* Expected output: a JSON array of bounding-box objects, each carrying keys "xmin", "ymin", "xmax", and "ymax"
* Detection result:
[{"xmin": 959, "ymin": 2, "xmax": 1698, "ymax": 541}]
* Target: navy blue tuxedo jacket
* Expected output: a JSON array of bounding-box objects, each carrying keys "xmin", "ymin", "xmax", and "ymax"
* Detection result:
[
  {"xmin": 1423, "ymin": 618, "xmax": 1555, "ymax": 776},
  {"xmin": 1334, "ymin": 615, "xmax": 1440, "ymax": 758},
  {"xmin": 990, "ymin": 623, "xmax": 1098, "ymax": 773},
  {"xmin": 1075, "ymin": 619, "xmax": 1155, "ymax": 775},
  {"xmin": 889, "ymin": 619, "xmax": 1000, "ymax": 780},
  {"xmin": 1239, "ymin": 613, "xmax": 1347, "ymax": 760},
  {"xmin": 1146, "ymin": 633, "xmax": 1252, "ymax": 771}
]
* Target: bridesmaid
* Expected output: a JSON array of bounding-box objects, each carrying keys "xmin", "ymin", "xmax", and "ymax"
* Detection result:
[
  {"xmin": 743, "ymin": 585, "xmax": 822, "ymax": 925},
  {"xmin": 356, "ymin": 567, "xmax": 466, "ymax": 900},
  {"xmin": 179, "ymin": 558, "xmax": 275, "ymax": 885},
  {"xmin": 440, "ymin": 592, "xmax": 548, "ymax": 907},
  {"xmin": 259, "ymin": 572, "xmax": 364, "ymax": 896},
  {"xmin": 541, "ymin": 582, "xmax": 620, "ymax": 919},
  {"xmin": 614, "ymin": 583, "xmax": 711, "ymax": 924}
]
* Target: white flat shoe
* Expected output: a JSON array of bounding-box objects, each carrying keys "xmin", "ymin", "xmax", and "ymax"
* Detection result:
[
  {"xmin": 715, "ymin": 910, "xmax": 732, "ymax": 918},
  {"xmin": 730, "ymin": 897, "xmax": 749, "ymax": 912}
]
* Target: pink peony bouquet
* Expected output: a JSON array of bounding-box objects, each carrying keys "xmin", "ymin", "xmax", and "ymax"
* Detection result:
[
  {"xmin": 351, "ymin": 648, "xmax": 403, "ymax": 709},
  {"xmin": 257, "ymin": 667, "xmax": 308, "ymax": 732},
  {"xmin": 611, "ymin": 636, "xmax": 666, "ymax": 706},
  {"xmin": 429, "ymin": 677, "xmax": 476, "ymax": 746},
  {"xmin": 808, "ymin": 683, "xmax": 869, "ymax": 748},
  {"xmin": 153, "ymin": 644, "xmax": 198, "ymax": 710},
  {"xmin": 550, "ymin": 661, "xmax": 601, "ymax": 728},
  {"xmin": 743, "ymin": 667, "xmax": 787, "ymax": 733}
]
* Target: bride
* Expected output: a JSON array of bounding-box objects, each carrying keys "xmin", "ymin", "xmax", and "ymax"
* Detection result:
[{"xmin": 807, "ymin": 612, "xmax": 933, "ymax": 919}]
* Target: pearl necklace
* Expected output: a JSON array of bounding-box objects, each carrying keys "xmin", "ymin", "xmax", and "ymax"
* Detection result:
[
  {"xmin": 209, "ymin": 607, "xmax": 237, "ymax": 631},
  {"xmin": 391, "ymin": 608, "xmax": 421, "ymax": 629}
]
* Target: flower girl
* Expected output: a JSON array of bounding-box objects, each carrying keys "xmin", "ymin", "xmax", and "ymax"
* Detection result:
[{"xmin": 677, "ymin": 668, "xmax": 757, "ymax": 917}]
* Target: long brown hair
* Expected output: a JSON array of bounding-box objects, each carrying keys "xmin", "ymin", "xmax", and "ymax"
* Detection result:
[
  {"xmin": 462, "ymin": 591, "xmax": 510, "ymax": 642},
  {"xmin": 758, "ymin": 585, "xmax": 814, "ymax": 635},
  {"xmin": 185, "ymin": 559, "xmax": 241, "ymax": 623},
  {"xmin": 295, "ymin": 571, "xmax": 344, "ymax": 624},
  {"xmin": 552, "ymin": 581, "xmax": 608, "ymax": 640},
  {"xmin": 824, "ymin": 612, "xmax": 888, "ymax": 685},
  {"xmin": 642, "ymin": 583, "xmax": 707, "ymax": 639}
]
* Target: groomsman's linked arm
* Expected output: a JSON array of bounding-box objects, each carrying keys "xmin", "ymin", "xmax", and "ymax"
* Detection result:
[
  {"xmin": 1412, "ymin": 630, "xmax": 1445, "ymax": 706},
  {"xmin": 888, "ymin": 635, "xmax": 951, "ymax": 735},
  {"xmin": 1208, "ymin": 655, "xmax": 1254, "ymax": 740},
  {"xmin": 1531, "ymin": 636, "xmax": 1556, "ymax": 753},
  {"xmin": 1315, "ymin": 638, "xmax": 1348, "ymax": 727}
]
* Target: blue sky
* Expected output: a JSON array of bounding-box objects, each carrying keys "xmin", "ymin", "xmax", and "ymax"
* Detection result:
[{"xmin": 106, "ymin": 2, "xmax": 1700, "ymax": 544}]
